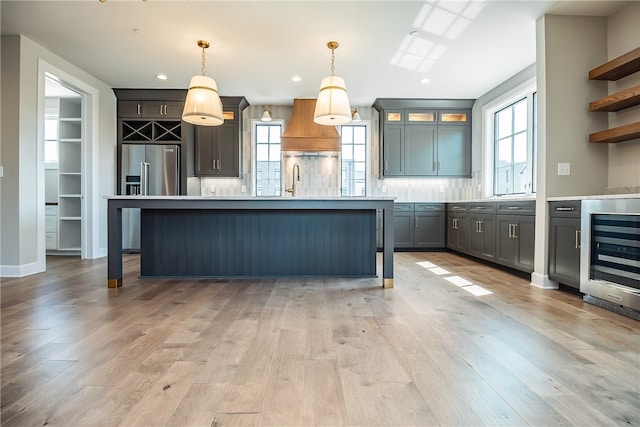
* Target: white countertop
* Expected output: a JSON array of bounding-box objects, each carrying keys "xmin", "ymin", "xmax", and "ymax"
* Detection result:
[{"xmin": 547, "ymin": 194, "xmax": 640, "ymax": 201}]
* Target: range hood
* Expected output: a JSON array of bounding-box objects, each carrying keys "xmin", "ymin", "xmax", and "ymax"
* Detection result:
[{"xmin": 281, "ymin": 98, "xmax": 341, "ymax": 152}]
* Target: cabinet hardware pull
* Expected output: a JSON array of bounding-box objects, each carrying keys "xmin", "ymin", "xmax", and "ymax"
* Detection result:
[
  {"xmin": 415, "ymin": 217, "xmax": 419, "ymax": 228},
  {"xmin": 556, "ymin": 207, "xmax": 574, "ymax": 211},
  {"xmin": 512, "ymin": 224, "xmax": 518, "ymax": 239},
  {"xmin": 163, "ymin": 105, "xmax": 168, "ymax": 115},
  {"xmin": 575, "ymin": 230, "xmax": 580, "ymax": 249},
  {"xmin": 137, "ymin": 104, "xmax": 141, "ymax": 115},
  {"xmin": 507, "ymin": 206, "xmax": 522, "ymax": 210},
  {"xmin": 508, "ymin": 223, "xmax": 513, "ymax": 238},
  {"xmin": 478, "ymin": 221, "xmax": 483, "ymax": 233},
  {"xmin": 160, "ymin": 105, "xmax": 163, "ymax": 115}
]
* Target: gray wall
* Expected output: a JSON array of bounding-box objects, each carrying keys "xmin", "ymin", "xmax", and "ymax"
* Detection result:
[{"xmin": 1, "ymin": 34, "xmax": 116, "ymax": 276}]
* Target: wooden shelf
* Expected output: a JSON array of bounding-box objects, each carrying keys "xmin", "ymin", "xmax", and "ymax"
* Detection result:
[
  {"xmin": 589, "ymin": 122, "xmax": 640, "ymax": 144},
  {"xmin": 589, "ymin": 47, "xmax": 640, "ymax": 81},
  {"xmin": 589, "ymin": 85, "xmax": 640, "ymax": 112}
]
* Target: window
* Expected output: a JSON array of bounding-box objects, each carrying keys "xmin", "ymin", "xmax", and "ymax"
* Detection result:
[
  {"xmin": 341, "ymin": 124, "xmax": 367, "ymax": 197},
  {"xmin": 255, "ymin": 123, "xmax": 282, "ymax": 196},
  {"xmin": 493, "ymin": 92, "xmax": 536, "ymax": 195}
]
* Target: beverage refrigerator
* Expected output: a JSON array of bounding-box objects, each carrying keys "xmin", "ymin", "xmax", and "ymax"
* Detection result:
[{"xmin": 121, "ymin": 143, "xmax": 180, "ymax": 251}]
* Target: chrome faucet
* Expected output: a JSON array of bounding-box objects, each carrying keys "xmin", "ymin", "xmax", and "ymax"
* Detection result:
[{"xmin": 285, "ymin": 163, "xmax": 300, "ymax": 196}]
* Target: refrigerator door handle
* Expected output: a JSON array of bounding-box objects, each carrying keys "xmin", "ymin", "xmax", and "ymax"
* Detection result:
[{"xmin": 141, "ymin": 162, "xmax": 150, "ymax": 195}]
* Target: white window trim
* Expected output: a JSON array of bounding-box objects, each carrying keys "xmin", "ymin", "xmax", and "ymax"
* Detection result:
[
  {"xmin": 339, "ymin": 120, "xmax": 371, "ymax": 197},
  {"xmin": 482, "ymin": 76, "xmax": 536, "ymax": 197},
  {"xmin": 252, "ymin": 119, "xmax": 284, "ymax": 197}
]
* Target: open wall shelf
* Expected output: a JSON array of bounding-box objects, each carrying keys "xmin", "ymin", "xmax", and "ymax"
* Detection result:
[
  {"xmin": 588, "ymin": 47, "xmax": 640, "ymax": 80},
  {"xmin": 588, "ymin": 47, "xmax": 640, "ymax": 144}
]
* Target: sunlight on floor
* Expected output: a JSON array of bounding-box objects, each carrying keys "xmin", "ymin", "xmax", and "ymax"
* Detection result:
[{"xmin": 417, "ymin": 260, "xmax": 493, "ymax": 296}]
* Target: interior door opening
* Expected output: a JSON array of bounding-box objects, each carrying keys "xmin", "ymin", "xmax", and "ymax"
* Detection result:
[{"xmin": 44, "ymin": 73, "xmax": 84, "ymax": 263}]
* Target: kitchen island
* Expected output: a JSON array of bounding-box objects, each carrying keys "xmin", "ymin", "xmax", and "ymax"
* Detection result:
[{"xmin": 107, "ymin": 196, "xmax": 395, "ymax": 288}]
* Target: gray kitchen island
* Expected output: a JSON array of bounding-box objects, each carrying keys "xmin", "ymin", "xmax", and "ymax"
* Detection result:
[{"xmin": 107, "ymin": 196, "xmax": 395, "ymax": 288}]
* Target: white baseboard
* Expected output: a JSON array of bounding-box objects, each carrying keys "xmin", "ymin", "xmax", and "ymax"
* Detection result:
[
  {"xmin": 0, "ymin": 261, "xmax": 45, "ymax": 278},
  {"xmin": 531, "ymin": 272, "xmax": 558, "ymax": 289}
]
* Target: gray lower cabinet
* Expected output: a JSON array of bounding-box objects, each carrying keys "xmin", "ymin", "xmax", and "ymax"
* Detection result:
[
  {"xmin": 394, "ymin": 203, "xmax": 445, "ymax": 249},
  {"xmin": 446, "ymin": 203, "xmax": 469, "ymax": 252},
  {"xmin": 548, "ymin": 201, "xmax": 581, "ymax": 289},
  {"xmin": 467, "ymin": 202, "xmax": 496, "ymax": 261},
  {"xmin": 414, "ymin": 203, "xmax": 445, "ymax": 248},
  {"xmin": 495, "ymin": 201, "xmax": 535, "ymax": 273},
  {"xmin": 393, "ymin": 203, "xmax": 414, "ymax": 248}
]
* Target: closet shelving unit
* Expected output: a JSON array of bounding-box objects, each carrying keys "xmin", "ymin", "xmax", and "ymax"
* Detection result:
[{"xmin": 57, "ymin": 97, "xmax": 82, "ymax": 252}]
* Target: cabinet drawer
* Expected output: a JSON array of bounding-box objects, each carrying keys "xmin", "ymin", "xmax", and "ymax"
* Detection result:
[
  {"xmin": 393, "ymin": 203, "xmax": 414, "ymax": 212},
  {"xmin": 415, "ymin": 203, "xmax": 444, "ymax": 212},
  {"xmin": 46, "ymin": 232, "xmax": 57, "ymax": 249},
  {"xmin": 467, "ymin": 202, "xmax": 496, "ymax": 213},
  {"xmin": 45, "ymin": 205, "xmax": 58, "ymax": 216},
  {"xmin": 497, "ymin": 201, "xmax": 535, "ymax": 215},
  {"xmin": 447, "ymin": 203, "xmax": 468, "ymax": 213},
  {"xmin": 549, "ymin": 201, "xmax": 581, "ymax": 218},
  {"xmin": 45, "ymin": 216, "xmax": 58, "ymax": 232}
]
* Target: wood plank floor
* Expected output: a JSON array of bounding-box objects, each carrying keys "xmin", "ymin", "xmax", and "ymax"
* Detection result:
[{"xmin": 1, "ymin": 252, "xmax": 638, "ymax": 426}]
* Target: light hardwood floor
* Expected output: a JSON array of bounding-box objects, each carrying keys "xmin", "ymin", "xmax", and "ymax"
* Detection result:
[{"xmin": 1, "ymin": 252, "xmax": 638, "ymax": 426}]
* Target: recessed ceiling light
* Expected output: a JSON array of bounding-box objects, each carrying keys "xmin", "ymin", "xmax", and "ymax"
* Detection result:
[
  {"xmin": 156, "ymin": 74, "xmax": 168, "ymax": 80},
  {"xmin": 420, "ymin": 77, "xmax": 430, "ymax": 84},
  {"xmin": 291, "ymin": 75, "xmax": 301, "ymax": 82}
]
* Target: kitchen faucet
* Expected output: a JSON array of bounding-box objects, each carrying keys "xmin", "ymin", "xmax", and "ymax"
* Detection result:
[{"xmin": 285, "ymin": 163, "xmax": 300, "ymax": 196}]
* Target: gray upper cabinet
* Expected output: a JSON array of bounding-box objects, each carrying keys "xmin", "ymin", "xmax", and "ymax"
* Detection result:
[
  {"xmin": 373, "ymin": 99, "xmax": 474, "ymax": 178},
  {"xmin": 194, "ymin": 96, "xmax": 248, "ymax": 178},
  {"xmin": 118, "ymin": 100, "xmax": 184, "ymax": 119}
]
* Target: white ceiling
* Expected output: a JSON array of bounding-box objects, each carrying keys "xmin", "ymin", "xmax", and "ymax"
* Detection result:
[{"xmin": 1, "ymin": 0, "xmax": 629, "ymax": 107}]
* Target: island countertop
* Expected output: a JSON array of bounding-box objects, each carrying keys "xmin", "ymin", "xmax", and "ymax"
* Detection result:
[{"xmin": 107, "ymin": 196, "xmax": 395, "ymax": 288}]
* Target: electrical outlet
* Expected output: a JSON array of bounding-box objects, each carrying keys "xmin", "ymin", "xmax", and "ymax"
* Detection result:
[
  {"xmin": 381, "ymin": 185, "xmax": 387, "ymax": 193},
  {"xmin": 210, "ymin": 184, "xmax": 216, "ymax": 193},
  {"xmin": 557, "ymin": 163, "xmax": 571, "ymax": 176},
  {"xmin": 241, "ymin": 185, "xmax": 247, "ymax": 193}
]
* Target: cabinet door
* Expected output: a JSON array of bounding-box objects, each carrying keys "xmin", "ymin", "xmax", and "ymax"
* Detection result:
[
  {"xmin": 194, "ymin": 127, "xmax": 217, "ymax": 176},
  {"xmin": 468, "ymin": 214, "xmax": 495, "ymax": 260},
  {"xmin": 393, "ymin": 204, "xmax": 414, "ymax": 248},
  {"xmin": 513, "ymin": 215, "xmax": 535, "ymax": 272},
  {"xmin": 437, "ymin": 125, "xmax": 470, "ymax": 176},
  {"xmin": 415, "ymin": 211, "xmax": 445, "ymax": 248},
  {"xmin": 216, "ymin": 124, "xmax": 240, "ymax": 177},
  {"xmin": 382, "ymin": 125, "xmax": 403, "ymax": 176},
  {"xmin": 142, "ymin": 101, "xmax": 184, "ymax": 118},
  {"xmin": 548, "ymin": 217, "xmax": 581, "ymax": 288},
  {"xmin": 404, "ymin": 125, "xmax": 436, "ymax": 176},
  {"xmin": 118, "ymin": 101, "xmax": 142, "ymax": 117},
  {"xmin": 496, "ymin": 214, "xmax": 516, "ymax": 266}
]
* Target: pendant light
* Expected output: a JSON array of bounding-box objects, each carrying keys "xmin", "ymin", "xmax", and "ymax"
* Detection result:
[
  {"xmin": 314, "ymin": 41, "xmax": 352, "ymax": 126},
  {"xmin": 182, "ymin": 40, "xmax": 224, "ymax": 126}
]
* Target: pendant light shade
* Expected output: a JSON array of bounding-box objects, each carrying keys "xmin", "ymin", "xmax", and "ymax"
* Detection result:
[
  {"xmin": 261, "ymin": 108, "xmax": 272, "ymax": 121},
  {"xmin": 314, "ymin": 41, "xmax": 352, "ymax": 126},
  {"xmin": 182, "ymin": 40, "xmax": 224, "ymax": 126}
]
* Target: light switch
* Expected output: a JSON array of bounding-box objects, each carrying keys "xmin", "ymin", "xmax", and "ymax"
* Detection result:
[{"xmin": 557, "ymin": 163, "xmax": 571, "ymax": 176}]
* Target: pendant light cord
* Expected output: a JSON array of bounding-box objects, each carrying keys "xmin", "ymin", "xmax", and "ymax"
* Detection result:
[
  {"xmin": 330, "ymin": 47, "xmax": 335, "ymax": 77},
  {"xmin": 201, "ymin": 46, "xmax": 207, "ymax": 76}
]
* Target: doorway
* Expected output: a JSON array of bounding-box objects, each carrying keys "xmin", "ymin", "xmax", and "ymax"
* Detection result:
[{"xmin": 43, "ymin": 73, "xmax": 85, "ymax": 261}]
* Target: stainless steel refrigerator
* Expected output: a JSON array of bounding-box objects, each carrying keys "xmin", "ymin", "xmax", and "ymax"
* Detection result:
[{"xmin": 121, "ymin": 143, "xmax": 180, "ymax": 251}]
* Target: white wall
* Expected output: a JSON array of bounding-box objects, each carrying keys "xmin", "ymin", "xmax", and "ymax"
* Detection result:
[
  {"xmin": 0, "ymin": 35, "xmax": 116, "ymax": 277},
  {"xmin": 606, "ymin": 2, "xmax": 640, "ymax": 192}
]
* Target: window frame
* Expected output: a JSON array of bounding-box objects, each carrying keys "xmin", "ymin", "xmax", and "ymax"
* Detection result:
[
  {"xmin": 253, "ymin": 120, "xmax": 284, "ymax": 197},
  {"xmin": 483, "ymin": 78, "xmax": 537, "ymax": 197},
  {"xmin": 339, "ymin": 121, "xmax": 370, "ymax": 197}
]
